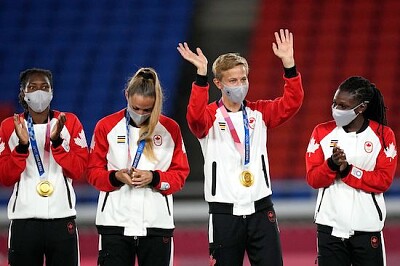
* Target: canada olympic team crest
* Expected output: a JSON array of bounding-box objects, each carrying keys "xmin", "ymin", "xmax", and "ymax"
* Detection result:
[
  {"xmin": 153, "ymin": 135, "xmax": 162, "ymax": 146},
  {"xmin": 364, "ymin": 141, "xmax": 373, "ymax": 153}
]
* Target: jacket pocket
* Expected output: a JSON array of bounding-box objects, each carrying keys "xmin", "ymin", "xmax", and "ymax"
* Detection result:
[
  {"xmin": 101, "ymin": 192, "xmax": 110, "ymax": 212},
  {"xmin": 261, "ymin": 155, "xmax": 269, "ymax": 188},
  {"xmin": 63, "ymin": 177, "xmax": 73, "ymax": 209},
  {"xmin": 315, "ymin": 187, "xmax": 327, "ymax": 222},
  {"xmin": 12, "ymin": 181, "xmax": 20, "ymax": 212},
  {"xmin": 164, "ymin": 195, "xmax": 171, "ymax": 216},
  {"xmin": 211, "ymin": 161, "xmax": 217, "ymax": 196},
  {"xmin": 371, "ymin": 193, "xmax": 383, "ymax": 221}
]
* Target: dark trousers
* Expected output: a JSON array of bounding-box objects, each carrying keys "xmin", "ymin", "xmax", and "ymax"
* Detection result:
[
  {"xmin": 317, "ymin": 224, "xmax": 385, "ymax": 266},
  {"xmin": 208, "ymin": 207, "xmax": 283, "ymax": 266},
  {"xmin": 8, "ymin": 217, "xmax": 79, "ymax": 266},
  {"xmin": 97, "ymin": 234, "xmax": 172, "ymax": 266}
]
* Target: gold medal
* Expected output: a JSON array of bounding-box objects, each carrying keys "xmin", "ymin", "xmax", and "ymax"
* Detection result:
[
  {"xmin": 240, "ymin": 170, "xmax": 254, "ymax": 187},
  {"xmin": 36, "ymin": 180, "xmax": 54, "ymax": 197}
]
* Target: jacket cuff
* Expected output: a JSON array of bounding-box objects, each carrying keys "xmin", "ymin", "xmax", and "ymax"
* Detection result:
[
  {"xmin": 109, "ymin": 171, "xmax": 124, "ymax": 187},
  {"xmin": 339, "ymin": 164, "xmax": 352, "ymax": 178},
  {"xmin": 327, "ymin": 157, "xmax": 340, "ymax": 171},
  {"xmin": 150, "ymin": 170, "xmax": 160, "ymax": 187},
  {"xmin": 284, "ymin": 66, "xmax": 297, "ymax": 78},
  {"xmin": 195, "ymin": 74, "xmax": 208, "ymax": 87},
  {"xmin": 51, "ymin": 137, "xmax": 63, "ymax": 148},
  {"xmin": 16, "ymin": 142, "xmax": 29, "ymax": 154}
]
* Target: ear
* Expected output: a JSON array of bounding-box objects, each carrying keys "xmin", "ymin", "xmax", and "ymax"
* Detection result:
[
  {"xmin": 124, "ymin": 90, "xmax": 129, "ymax": 100},
  {"xmin": 213, "ymin": 78, "xmax": 223, "ymax": 90},
  {"xmin": 358, "ymin": 102, "xmax": 368, "ymax": 114}
]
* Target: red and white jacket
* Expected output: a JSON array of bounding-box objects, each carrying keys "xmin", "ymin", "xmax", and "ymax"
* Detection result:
[
  {"xmin": 87, "ymin": 109, "xmax": 189, "ymax": 237},
  {"xmin": 187, "ymin": 73, "xmax": 303, "ymax": 216},
  {"xmin": 0, "ymin": 111, "xmax": 89, "ymax": 219},
  {"xmin": 306, "ymin": 120, "xmax": 397, "ymax": 238}
]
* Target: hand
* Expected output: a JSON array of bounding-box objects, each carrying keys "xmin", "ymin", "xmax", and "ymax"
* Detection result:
[
  {"xmin": 13, "ymin": 114, "xmax": 29, "ymax": 145},
  {"xmin": 272, "ymin": 29, "xmax": 295, "ymax": 68},
  {"xmin": 115, "ymin": 169, "xmax": 135, "ymax": 186},
  {"xmin": 332, "ymin": 146, "xmax": 347, "ymax": 167},
  {"xmin": 51, "ymin": 112, "xmax": 66, "ymax": 141},
  {"xmin": 130, "ymin": 168, "xmax": 154, "ymax": 188},
  {"xmin": 177, "ymin": 42, "xmax": 208, "ymax": 76}
]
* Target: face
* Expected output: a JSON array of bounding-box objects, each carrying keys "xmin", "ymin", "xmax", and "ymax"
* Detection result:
[
  {"xmin": 23, "ymin": 73, "xmax": 52, "ymax": 93},
  {"xmin": 126, "ymin": 93, "xmax": 155, "ymax": 115},
  {"xmin": 332, "ymin": 89, "xmax": 366, "ymax": 112},
  {"xmin": 214, "ymin": 65, "xmax": 248, "ymax": 89}
]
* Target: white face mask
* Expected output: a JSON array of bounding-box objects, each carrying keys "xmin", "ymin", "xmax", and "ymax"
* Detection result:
[
  {"xmin": 331, "ymin": 103, "xmax": 363, "ymax": 127},
  {"xmin": 222, "ymin": 83, "xmax": 249, "ymax": 104},
  {"xmin": 127, "ymin": 105, "xmax": 151, "ymax": 126},
  {"xmin": 24, "ymin": 90, "xmax": 53, "ymax": 113}
]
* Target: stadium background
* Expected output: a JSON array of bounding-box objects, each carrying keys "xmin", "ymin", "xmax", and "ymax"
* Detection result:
[{"xmin": 0, "ymin": 0, "xmax": 399, "ymax": 265}]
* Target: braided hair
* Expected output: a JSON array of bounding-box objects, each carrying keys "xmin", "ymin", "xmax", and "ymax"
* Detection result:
[{"xmin": 338, "ymin": 76, "xmax": 388, "ymax": 147}]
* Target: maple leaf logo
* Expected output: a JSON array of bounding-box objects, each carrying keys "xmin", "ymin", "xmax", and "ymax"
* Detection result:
[
  {"xmin": 384, "ymin": 143, "xmax": 397, "ymax": 161},
  {"xmin": 90, "ymin": 134, "xmax": 96, "ymax": 152},
  {"xmin": 306, "ymin": 137, "xmax": 320, "ymax": 156},
  {"xmin": 74, "ymin": 130, "xmax": 88, "ymax": 148},
  {"xmin": 0, "ymin": 138, "xmax": 4, "ymax": 155}
]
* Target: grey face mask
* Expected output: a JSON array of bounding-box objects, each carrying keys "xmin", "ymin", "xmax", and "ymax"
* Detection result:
[
  {"xmin": 222, "ymin": 84, "xmax": 249, "ymax": 104},
  {"xmin": 24, "ymin": 90, "xmax": 53, "ymax": 113},
  {"xmin": 127, "ymin": 105, "xmax": 151, "ymax": 126},
  {"xmin": 331, "ymin": 103, "xmax": 363, "ymax": 127}
]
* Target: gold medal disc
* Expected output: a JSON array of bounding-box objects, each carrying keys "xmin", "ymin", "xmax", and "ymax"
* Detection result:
[
  {"xmin": 240, "ymin": 170, "xmax": 254, "ymax": 187},
  {"xmin": 36, "ymin": 181, "xmax": 54, "ymax": 197}
]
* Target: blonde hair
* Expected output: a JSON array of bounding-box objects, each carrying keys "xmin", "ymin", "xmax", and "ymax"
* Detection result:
[
  {"xmin": 211, "ymin": 53, "xmax": 249, "ymax": 80},
  {"xmin": 125, "ymin": 67, "xmax": 163, "ymax": 161}
]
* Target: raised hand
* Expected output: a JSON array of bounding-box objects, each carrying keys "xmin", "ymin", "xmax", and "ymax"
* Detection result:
[
  {"xmin": 177, "ymin": 42, "xmax": 208, "ymax": 76},
  {"xmin": 13, "ymin": 114, "xmax": 29, "ymax": 145},
  {"xmin": 51, "ymin": 112, "xmax": 66, "ymax": 141},
  {"xmin": 272, "ymin": 29, "xmax": 295, "ymax": 68}
]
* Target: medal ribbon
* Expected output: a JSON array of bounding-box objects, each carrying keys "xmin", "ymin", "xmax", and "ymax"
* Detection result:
[
  {"xmin": 27, "ymin": 115, "xmax": 51, "ymax": 177},
  {"xmin": 217, "ymin": 100, "xmax": 250, "ymax": 167},
  {"xmin": 126, "ymin": 110, "xmax": 146, "ymax": 170}
]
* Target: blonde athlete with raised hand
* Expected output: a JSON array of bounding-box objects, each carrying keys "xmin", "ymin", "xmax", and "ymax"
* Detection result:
[{"xmin": 178, "ymin": 29, "xmax": 304, "ymax": 266}]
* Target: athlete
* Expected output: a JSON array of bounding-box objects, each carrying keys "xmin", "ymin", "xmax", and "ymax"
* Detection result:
[
  {"xmin": 177, "ymin": 29, "xmax": 304, "ymax": 265},
  {"xmin": 87, "ymin": 67, "xmax": 190, "ymax": 266},
  {"xmin": 306, "ymin": 76, "xmax": 398, "ymax": 266},
  {"xmin": 0, "ymin": 68, "xmax": 89, "ymax": 266}
]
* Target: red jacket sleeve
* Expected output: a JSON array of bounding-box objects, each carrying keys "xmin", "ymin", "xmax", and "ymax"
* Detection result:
[
  {"xmin": 0, "ymin": 115, "xmax": 29, "ymax": 186},
  {"xmin": 86, "ymin": 118, "xmax": 116, "ymax": 192},
  {"xmin": 249, "ymin": 74, "xmax": 304, "ymax": 129},
  {"xmin": 305, "ymin": 125, "xmax": 337, "ymax": 189},
  {"xmin": 186, "ymin": 82, "xmax": 217, "ymax": 139},
  {"xmin": 51, "ymin": 112, "xmax": 89, "ymax": 181},
  {"xmin": 341, "ymin": 127, "xmax": 397, "ymax": 193},
  {"xmin": 155, "ymin": 117, "xmax": 190, "ymax": 195}
]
